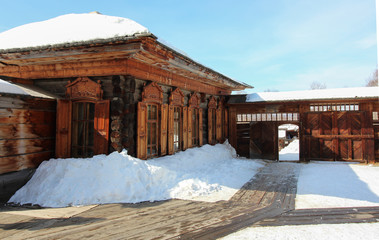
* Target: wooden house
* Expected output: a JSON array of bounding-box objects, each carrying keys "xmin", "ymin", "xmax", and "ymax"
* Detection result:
[
  {"xmin": 0, "ymin": 13, "xmax": 250, "ymax": 201},
  {"xmin": 228, "ymin": 87, "xmax": 379, "ymax": 163}
]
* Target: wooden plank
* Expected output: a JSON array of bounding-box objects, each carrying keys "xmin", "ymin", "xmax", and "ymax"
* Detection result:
[
  {"xmin": 0, "ymin": 109, "xmax": 55, "ymax": 124},
  {"xmin": 0, "ymin": 97, "xmax": 56, "ymax": 110},
  {"xmin": 0, "ymin": 151, "xmax": 52, "ymax": 174},
  {"xmin": 0, "ymin": 138, "xmax": 54, "ymax": 156},
  {"xmin": 0, "ymin": 124, "xmax": 55, "ymax": 140}
]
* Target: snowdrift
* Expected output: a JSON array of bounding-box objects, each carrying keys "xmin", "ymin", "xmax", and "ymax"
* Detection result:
[{"xmin": 9, "ymin": 142, "xmax": 263, "ymax": 208}]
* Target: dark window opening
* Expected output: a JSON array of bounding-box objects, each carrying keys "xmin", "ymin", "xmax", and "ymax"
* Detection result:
[
  {"xmin": 173, "ymin": 106, "xmax": 181, "ymax": 152},
  {"xmin": 192, "ymin": 108, "xmax": 199, "ymax": 146},
  {"xmin": 71, "ymin": 102, "xmax": 95, "ymax": 158},
  {"xmin": 147, "ymin": 104, "xmax": 159, "ymax": 158}
]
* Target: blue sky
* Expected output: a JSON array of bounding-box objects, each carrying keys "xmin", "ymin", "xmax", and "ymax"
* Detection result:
[{"xmin": 0, "ymin": 0, "xmax": 377, "ymax": 92}]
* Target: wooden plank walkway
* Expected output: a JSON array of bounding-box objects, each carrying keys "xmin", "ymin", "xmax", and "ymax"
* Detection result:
[{"xmin": 0, "ymin": 162, "xmax": 378, "ymax": 239}]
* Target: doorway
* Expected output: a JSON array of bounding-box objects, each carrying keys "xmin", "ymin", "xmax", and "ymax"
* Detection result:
[{"xmin": 278, "ymin": 124, "xmax": 299, "ymax": 161}]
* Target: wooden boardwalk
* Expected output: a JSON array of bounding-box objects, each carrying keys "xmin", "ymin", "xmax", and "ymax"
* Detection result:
[{"xmin": 0, "ymin": 162, "xmax": 378, "ymax": 239}]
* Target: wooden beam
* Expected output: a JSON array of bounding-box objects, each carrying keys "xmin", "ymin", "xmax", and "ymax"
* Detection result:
[{"xmin": 0, "ymin": 58, "xmax": 230, "ymax": 95}]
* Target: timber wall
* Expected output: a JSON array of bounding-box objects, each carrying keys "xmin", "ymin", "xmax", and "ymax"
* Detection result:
[
  {"xmin": 34, "ymin": 75, "xmax": 222, "ymax": 157},
  {"xmin": 0, "ymin": 94, "xmax": 56, "ymax": 175},
  {"xmin": 0, "ymin": 94, "xmax": 55, "ymax": 203}
]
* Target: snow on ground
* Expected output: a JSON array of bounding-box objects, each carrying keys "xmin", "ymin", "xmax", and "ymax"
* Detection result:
[
  {"xmin": 296, "ymin": 161, "xmax": 379, "ymax": 209},
  {"xmin": 279, "ymin": 139, "xmax": 299, "ymax": 161},
  {"xmin": 223, "ymin": 161, "xmax": 379, "ymax": 240},
  {"xmin": 246, "ymin": 87, "xmax": 379, "ymax": 102},
  {"xmin": 221, "ymin": 222, "xmax": 379, "ymax": 240},
  {"xmin": 0, "ymin": 13, "xmax": 150, "ymax": 50},
  {"xmin": 9, "ymin": 141, "xmax": 264, "ymax": 208}
]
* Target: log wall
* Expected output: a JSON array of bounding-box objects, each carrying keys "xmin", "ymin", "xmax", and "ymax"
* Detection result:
[{"xmin": 0, "ymin": 94, "xmax": 56, "ymax": 174}]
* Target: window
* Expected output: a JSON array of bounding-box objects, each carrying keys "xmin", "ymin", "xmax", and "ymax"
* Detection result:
[
  {"xmin": 310, "ymin": 103, "xmax": 359, "ymax": 112},
  {"xmin": 147, "ymin": 103, "xmax": 159, "ymax": 157},
  {"xmin": 188, "ymin": 93, "xmax": 203, "ymax": 148},
  {"xmin": 71, "ymin": 102, "xmax": 95, "ymax": 158},
  {"xmin": 173, "ymin": 106, "xmax": 181, "ymax": 152},
  {"xmin": 56, "ymin": 77, "xmax": 110, "ymax": 159},
  {"xmin": 137, "ymin": 82, "xmax": 165, "ymax": 160},
  {"xmin": 192, "ymin": 108, "xmax": 199, "ymax": 146},
  {"xmin": 236, "ymin": 113, "xmax": 299, "ymax": 124},
  {"xmin": 168, "ymin": 88, "xmax": 184, "ymax": 154}
]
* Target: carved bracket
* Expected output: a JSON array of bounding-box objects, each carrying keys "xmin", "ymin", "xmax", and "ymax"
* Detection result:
[{"xmin": 66, "ymin": 77, "xmax": 103, "ymax": 101}]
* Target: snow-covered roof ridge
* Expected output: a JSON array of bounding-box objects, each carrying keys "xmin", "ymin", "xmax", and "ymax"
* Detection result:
[
  {"xmin": 0, "ymin": 13, "xmax": 152, "ymax": 51},
  {"xmin": 246, "ymin": 87, "xmax": 379, "ymax": 102}
]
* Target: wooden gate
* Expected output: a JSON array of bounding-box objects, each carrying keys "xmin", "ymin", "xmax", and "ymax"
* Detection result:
[
  {"xmin": 249, "ymin": 122, "xmax": 277, "ymax": 160},
  {"xmin": 302, "ymin": 111, "xmax": 369, "ymax": 161}
]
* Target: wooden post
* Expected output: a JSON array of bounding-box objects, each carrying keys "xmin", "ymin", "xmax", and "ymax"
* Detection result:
[{"xmin": 228, "ymin": 106, "xmax": 237, "ymax": 150}]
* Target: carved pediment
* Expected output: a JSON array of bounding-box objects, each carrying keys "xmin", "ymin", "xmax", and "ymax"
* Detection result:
[
  {"xmin": 208, "ymin": 96, "xmax": 217, "ymax": 109},
  {"xmin": 188, "ymin": 92, "xmax": 200, "ymax": 108},
  {"xmin": 66, "ymin": 77, "xmax": 103, "ymax": 101},
  {"xmin": 169, "ymin": 88, "xmax": 184, "ymax": 106},
  {"xmin": 142, "ymin": 82, "xmax": 163, "ymax": 103}
]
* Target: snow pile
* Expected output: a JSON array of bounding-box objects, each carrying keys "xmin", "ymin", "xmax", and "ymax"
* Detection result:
[
  {"xmin": 246, "ymin": 87, "xmax": 379, "ymax": 102},
  {"xmin": 9, "ymin": 142, "xmax": 263, "ymax": 208},
  {"xmin": 279, "ymin": 139, "xmax": 299, "ymax": 161},
  {"xmin": 296, "ymin": 162, "xmax": 379, "ymax": 209},
  {"xmin": 0, "ymin": 13, "xmax": 150, "ymax": 50}
]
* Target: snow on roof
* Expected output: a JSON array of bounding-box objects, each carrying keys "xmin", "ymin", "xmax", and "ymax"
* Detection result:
[
  {"xmin": 0, "ymin": 79, "xmax": 28, "ymax": 95},
  {"xmin": 246, "ymin": 87, "xmax": 379, "ymax": 102},
  {"xmin": 0, "ymin": 79, "xmax": 55, "ymax": 98},
  {"xmin": 0, "ymin": 13, "xmax": 150, "ymax": 51}
]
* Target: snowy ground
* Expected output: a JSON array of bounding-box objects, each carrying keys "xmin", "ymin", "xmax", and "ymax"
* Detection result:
[
  {"xmin": 8, "ymin": 142, "xmax": 379, "ymax": 238},
  {"xmin": 221, "ymin": 222, "xmax": 379, "ymax": 240},
  {"xmin": 296, "ymin": 161, "xmax": 379, "ymax": 209},
  {"xmin": 222, "ymin": 161, "xmax": 379, "ymax": 239},
  {"xmin": 9, "ymin": 141, "xmax": 264, "ymax": 207},
  {"xmin": 279, "ymin": 139, "xmax": 299, "ymax": 161}
]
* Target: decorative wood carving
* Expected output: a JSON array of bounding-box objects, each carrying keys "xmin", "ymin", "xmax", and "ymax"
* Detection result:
[
  {"xmin": 188, "ymin": 93, "xmax": 200, "ymax": 108},
  {"xmin": 169, "ymin": 88, "xmax": 184, "ymax": 106},
  {"xmin": 66, "ymin": 77, "xmax": 103, "ymax": 101},
  {"xmin": 208, "ymin": 96, "xmax": 217, "ymax": 109},
  {"xmin": 142, "ymin": 82, "xmax": 163, "ymax": 103}
]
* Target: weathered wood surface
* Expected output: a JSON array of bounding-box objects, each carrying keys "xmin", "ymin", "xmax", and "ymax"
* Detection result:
[
  {"xmin": 0, "ymin": 162, "xmax": 304, "ymax": 240},
  {"xmin": 254, "ymin": 206, "xmax": 379, "ymax": 227},
  {"xmin": 0, "ymin": 35, "xmax": 240, "ymax": 95},
  {"xmin": 229, "ymin": 100, "xmax": 378, "ymax": 163},
  {"xmin": 0, "ymin": 97, "xmax": 55, "ymax": 174}
]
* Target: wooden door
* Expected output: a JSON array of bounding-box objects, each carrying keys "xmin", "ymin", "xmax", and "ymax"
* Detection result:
[
  {"xmin": 249, "ymin": 122, "xmax": 277, "ymax": 160},
  {"xmin": 56, "ymin": 100, "xmax": 72, "ymax": 158}
]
